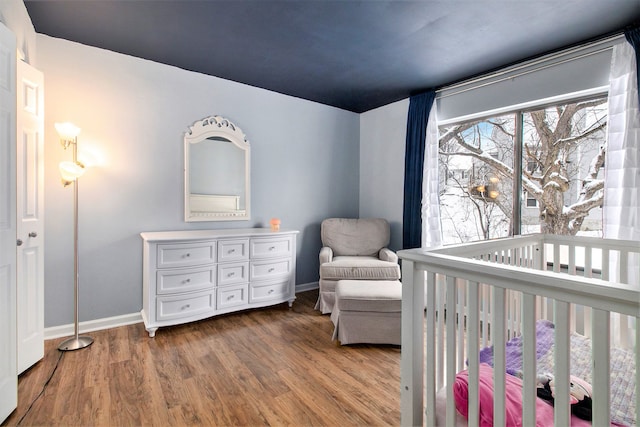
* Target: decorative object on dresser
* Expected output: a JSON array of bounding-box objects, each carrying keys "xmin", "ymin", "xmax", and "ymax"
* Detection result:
[{"xmin": 140, "ymin": 228, "xmax": 298, "ymax": 337}]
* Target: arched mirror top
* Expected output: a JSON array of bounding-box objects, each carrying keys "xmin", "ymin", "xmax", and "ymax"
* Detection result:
[
  {"xmin": 184, "ymin": 116, "xmax": 251, "ymax": 222},
  {"xmin": 185, "ymin": 116, "xmax": 250, "ymax": 150}
]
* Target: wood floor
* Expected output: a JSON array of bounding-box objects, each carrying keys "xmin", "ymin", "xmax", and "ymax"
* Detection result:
[{"xmin": 2, "ymin": 290, "xmax": 401, "ymax": 426}]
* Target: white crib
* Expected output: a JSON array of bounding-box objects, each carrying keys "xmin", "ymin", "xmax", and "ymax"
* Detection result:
[{"xmin": 398, "ymin": 234, "xmax": 639, "ymax": 427}]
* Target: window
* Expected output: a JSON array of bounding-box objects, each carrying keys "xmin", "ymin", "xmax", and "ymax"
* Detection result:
[
  {"xmin": 525, "ymin": 192, "xmax": 538, "ymax": 208},
  {"xmin": 438, "ymin": 95, "xmax": 607, "ymax": 245}
]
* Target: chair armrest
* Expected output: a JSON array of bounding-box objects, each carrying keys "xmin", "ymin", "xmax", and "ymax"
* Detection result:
[
  {"xmin": 319, "ymin": 246, "xmax": 333, "ymax": 264},
  {"xmin": 378, "ymin": 247, "xmax": 398, "ymax": 263}
]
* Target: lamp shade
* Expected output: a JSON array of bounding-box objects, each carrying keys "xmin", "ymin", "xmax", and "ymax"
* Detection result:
[
  {"xmin": 54, "ymin": 122, "xmax": 81, "ymax": 140},
  {"xmin": 59, "ymin": 161, "xmax": 85, "ymax": 182}
]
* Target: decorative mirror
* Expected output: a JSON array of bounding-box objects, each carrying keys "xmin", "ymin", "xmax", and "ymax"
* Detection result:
[{"xmin": 184, "ymin": 116, "xmax": 250, "ymax": 221}]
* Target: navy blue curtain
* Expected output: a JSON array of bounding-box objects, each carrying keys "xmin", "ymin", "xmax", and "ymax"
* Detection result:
[
  {"xmin": 625, "ymin": 26, "xmax": 640, "ymax": 101},
  {"xmin": 402, "ymin": 90, "xmax": 436, "ymax": 249}
]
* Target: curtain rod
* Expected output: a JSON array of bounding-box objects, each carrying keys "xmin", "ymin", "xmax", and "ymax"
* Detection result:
[{"xmin": 435, "ymin": 32, "xmax": 625, "ymax": 98}]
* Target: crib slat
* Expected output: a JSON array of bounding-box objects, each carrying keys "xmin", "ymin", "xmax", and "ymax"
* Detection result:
[
  {"xmin": 493, "ymin": 287, "xmax": 506, "ymax": 427},
  {"xmin": 569, "ymin": 304, "xmax": 576, "ymax": 333},
  {"xmin": 428, "ymin": 272, "xmax": 441, "ymax": 425},
  {"xmin": 481, "ymin": 284, "xmax": 490, "ymax": 349},
  {"xmin": 425, "ymin": 270, "xmax": 436, "ymax": 427},
  {"xmin": 553, "ymin": 243, "xmax": 561, "ymax": 273},
  {"xmin": 457, "ymin": 280, "xmax": 465, "ymax": 372},
  {"xmin": 534, "ymin": 241, "xmax": 543, "ymax": 270},
  {"xmin": 515, "ymin": 292, "xmax": 522, "ymax": 337},
  {"xmin": 569, "ymin": 244, "xmax": 576, "ymax": 275},
  {"xmin": 522, "ymin": 293, "xmax": 537, "ymax": 426},
  {"xmin": 617, "ymin": 313, "xmax": 630, "ymax": 349},
  {"xmin": 585, "ymin": 245, "xmax": 593, "ymax": 278},
  {"xmin": 619, "ymin": 250, "xmax": 629, "ymax": 284},
  {"xmin": 592, "ymin": 309, "xmax": 611, "ymax": 427},
  {"xmin": 467, "ymin": 281, "xmax": 480, "ymax": 427},
  {"xmin": 602, "ymin": 248, "xmax": 610, "ymax": 281},
  {"xmin": 584, "ymin": 306, "xmax": 592, "ymax": 339},
  {"xmin": 446, "ymin": 276, "xmax": 457, "ymax": 427},
  {"xmin": 554, "ymin": 301, "xmax": 571, "ymax": 427},
  {"xmin": 437, "ymin": 276, "xmax": 446, "ymax": 389}
]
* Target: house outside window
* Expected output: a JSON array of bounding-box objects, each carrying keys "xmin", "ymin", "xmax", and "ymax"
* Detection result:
[
  {"xmin": 438, "ymin": 95, "xmax": 607, "ymax": 245},
  {"xmin": 525, "ymin": 192, "xmax": 538, "ymax": 208}
]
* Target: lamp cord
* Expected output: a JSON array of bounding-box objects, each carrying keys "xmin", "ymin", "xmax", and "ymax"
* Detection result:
[{"xmin": 15, "ymin": 350, "xmax": 64, "ymax": 426}]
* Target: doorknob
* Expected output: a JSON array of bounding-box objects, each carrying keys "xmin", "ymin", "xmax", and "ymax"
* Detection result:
[
  {"xmin": 17, "ymin": 239, "xmax": 23, "ymax": 246},
  {"xmin": 28, "ymin": 231, "xmax": 37, "ymax": 238}
]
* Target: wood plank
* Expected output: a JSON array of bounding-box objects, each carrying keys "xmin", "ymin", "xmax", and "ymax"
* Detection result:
[{"xmin": 2, "ymin": 290, "xmax": 400, "ymax": 426}]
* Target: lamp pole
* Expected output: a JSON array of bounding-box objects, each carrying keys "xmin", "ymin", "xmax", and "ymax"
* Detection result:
[{"xmin": 58, "ymin": 135, "xmax": 93, "ymax": 351}]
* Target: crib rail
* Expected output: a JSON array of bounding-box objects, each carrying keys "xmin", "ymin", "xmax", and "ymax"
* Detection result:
[{"xmin": 398, "ymin": 234, "xmax": 639, "ymax": 427}]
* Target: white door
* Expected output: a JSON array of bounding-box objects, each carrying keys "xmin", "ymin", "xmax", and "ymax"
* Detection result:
[
  {"xmin": 0, "ymin": 22, "xmax": 18, "ymax": 423},
  {"xmin": 16, "ymin": 60, "xmax": 44, "ymax": 374}
]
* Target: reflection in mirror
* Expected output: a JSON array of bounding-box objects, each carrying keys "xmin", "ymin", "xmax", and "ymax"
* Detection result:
[{"xmin": 184, "ymin": 116, "xmax": 250, "ymax": 221}]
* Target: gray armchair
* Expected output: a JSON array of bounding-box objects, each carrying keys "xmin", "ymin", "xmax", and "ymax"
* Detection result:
[{"xmin": 315, "ymin": 218, "xmax": 401, "ymax": 314}]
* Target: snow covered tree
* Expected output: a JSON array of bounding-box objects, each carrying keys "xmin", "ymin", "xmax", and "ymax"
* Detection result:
[{"xmin": 439, "ymin": 97, "xmax": 607, "ymax": 237}]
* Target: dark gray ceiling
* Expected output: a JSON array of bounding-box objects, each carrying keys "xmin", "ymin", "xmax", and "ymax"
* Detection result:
[{"xmin": 24, "ymin": 1, "xmax": 640, "ymax": 113}]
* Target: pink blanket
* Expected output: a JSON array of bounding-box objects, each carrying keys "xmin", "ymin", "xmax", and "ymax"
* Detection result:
[{"xmin": 454, "ymin": 364, "xmax": 595, "ymax": 427}]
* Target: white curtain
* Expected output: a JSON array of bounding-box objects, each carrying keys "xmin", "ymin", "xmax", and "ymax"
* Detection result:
[
  {"xmin": 421, "ymin": 102, "xmax": 442, "ymax": 248},
  {"xmin": 604, "ymin": 41, "xmax": 640, "ymax": 242}
]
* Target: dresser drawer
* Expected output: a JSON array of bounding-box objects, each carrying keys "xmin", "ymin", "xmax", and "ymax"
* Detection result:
[
  {"xmin": 218, "ymin": 262, "xmax": 249, "ymax": 286},
  {"xmin": 250, "ymin": 279, "xmax": 290, "ymax": 303},
  {"xmin": 250, "ymin": 237, "xmax": 292, "ymax": 259},
  {"xmin": 157, "ymin": 266, "xmax": 215, "ymax": 295},
  {"xmin": 217, "ymin": 284, "xmax": 249, "ymax": 310},
  {"xmin": 218, "ymin": 239, "xmax": 249, "ymax": 262},
  {"xmin": 156, "ymin": 291, "xmax": 215, "ymax": 321},
  {"xmin": 250, "ymin": 258, "xmax": 291, "ymax": 281},
  {"xmin": 157, "ymin": 242, "xmax": 216, "ymax": 268}
]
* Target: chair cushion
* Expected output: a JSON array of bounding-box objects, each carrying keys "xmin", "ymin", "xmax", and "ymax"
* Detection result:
[
  {"xmin": 321, "ymin": 218, "xmax": 390, "ymax": 256},
  {"xmin": 320, "ymin": 256, "xmax": 401, "ymax": 281},
  {"xmin": 335, "ymin": 280, "xmax": 402, "ymax": 312}
]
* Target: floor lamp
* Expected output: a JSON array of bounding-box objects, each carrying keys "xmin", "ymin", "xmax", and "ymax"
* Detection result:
[{"xmin": 55, "ymin": 122, "xmax": 94, "ymax": 351}]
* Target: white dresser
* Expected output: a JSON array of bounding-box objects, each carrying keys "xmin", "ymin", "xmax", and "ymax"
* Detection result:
[{"xmin": 140, "ymin": 228, "xmax": 298, "ymax": 337}]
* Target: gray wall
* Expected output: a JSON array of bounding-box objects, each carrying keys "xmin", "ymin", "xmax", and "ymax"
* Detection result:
[
  {"xmin": 38, "ymin": 35, "xmax": 359, "ymax": 327},
  {"xmin": 359, "ymin": 99, "xmax": 409, "ymax": 252}
]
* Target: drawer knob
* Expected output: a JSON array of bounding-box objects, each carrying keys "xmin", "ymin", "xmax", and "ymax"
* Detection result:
[
  {"xmin": 269, "ymin": 246, "xmax": 275, "ymax": 251},
  {"xmin": 184, "ymin": 253, "xmax": 191, "ymax": 258},
  {"xmin": 181, "ymin": 304, "xmax": 191, "ymax": 310},
  {"xmin": 229, "ymin": 249, "xmax": 235, "ymax": 253},
  {"xmin": 227, "ymin": 295, "xmax": 235, "ymax": 300},
  {"xmin": 268, "ymin": 268, "xmax": 275, "ymax": 273},
  {"xmin": 228, "ymin": 272, "xmax": 235, "ymax": 277},
  {"xmin": 268, "ymin": 289, "xmax": 274, "ymax": 294},
  {"xmin": 184, "ymin": 278, "xmax": 191, "ymax": 283}
]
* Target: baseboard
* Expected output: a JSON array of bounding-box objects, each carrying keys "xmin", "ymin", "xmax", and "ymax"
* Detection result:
[
  {"xmin": 44, "ymin": 312, "xmax": 143, "ymax": 340},
  {"xmin": 296, "ymin": 281, "xmax": 318, "ymax": 293}
]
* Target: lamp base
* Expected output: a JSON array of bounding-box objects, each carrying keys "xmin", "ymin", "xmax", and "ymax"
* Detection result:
[{"xmin": 58, "ymin": 336, "xmax": 94, "ymax": 351}]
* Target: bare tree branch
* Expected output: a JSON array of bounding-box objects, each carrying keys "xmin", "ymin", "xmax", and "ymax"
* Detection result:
[{"xmin": 439, "ymin": 97, "xmax": 608, "ymax": 237}]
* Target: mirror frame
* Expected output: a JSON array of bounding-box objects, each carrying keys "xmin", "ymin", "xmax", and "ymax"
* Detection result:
[{"xmin": 184, "ymin": 115, "xmax": 251, "ymax": 221}]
